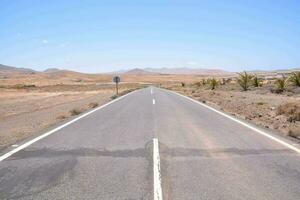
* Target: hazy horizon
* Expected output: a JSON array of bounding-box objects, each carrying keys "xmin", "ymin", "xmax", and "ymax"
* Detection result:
[{"xmin": 1, "ymin": 0, "xmax": 300, "ymax": 73}]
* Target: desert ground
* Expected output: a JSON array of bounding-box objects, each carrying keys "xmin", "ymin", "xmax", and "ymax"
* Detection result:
[
  {"xmin": 0, "ymin": 71, "xmax": 147, "ymax": 150},
  {"xmin": 162, "ymin": 75, "xmax": 300, "ymax": 141},
  {"xmin": 0, "ymin": 68, "xmax": 299, "ymax": 150}
]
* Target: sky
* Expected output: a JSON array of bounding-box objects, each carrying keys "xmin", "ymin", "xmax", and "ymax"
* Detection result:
[{"xmin": 1, "ymin": 0, "xmax": 300, "ymax": 73}]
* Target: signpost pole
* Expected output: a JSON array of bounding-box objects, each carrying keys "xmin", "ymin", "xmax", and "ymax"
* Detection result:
[
  {"xmin": 113, "ymin": 76, "xmax": 120, "ymax": 95},
  {"xmin": 116, "ymin": 81, "xmax": 118, "ymax": 95}
]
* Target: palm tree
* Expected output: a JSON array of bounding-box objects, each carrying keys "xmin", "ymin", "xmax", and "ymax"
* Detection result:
[
  {"xmin": 252, "ymin": 75, "xmax": 262, "ymax": 87},
  {"xmin": 237, "ymin": 71, "xmax": 253, "ymax": 91},
  {"xmin": 275, "ymin": 75, "xmax": 287, "ymax": 92},
  {"xmin": 209, "ymin": 78, "xmax": 218, "ymax": 90},
  {"xmin": 288, "ymin": 72, "xmax": 300, "ymax": 87}
]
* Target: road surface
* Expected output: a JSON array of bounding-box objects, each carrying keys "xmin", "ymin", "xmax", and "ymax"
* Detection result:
[{"xmin": 0, "ymin": 87, "xmax": 300, "ymax": 199}]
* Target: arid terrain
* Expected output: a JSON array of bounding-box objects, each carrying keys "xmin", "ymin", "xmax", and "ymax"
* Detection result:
[
  {"xmin": 0, "ymin": 65, "xmax": 299, "ymax": 150},
  {"xmin": 163, "ymin": 76, "xmax": 300, "ymax": 141},
  {"xmin": 0, "ymin": 67, "xmax": 147, "ymax": 149}
]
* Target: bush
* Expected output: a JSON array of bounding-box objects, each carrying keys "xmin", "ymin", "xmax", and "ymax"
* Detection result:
[
  {"xmin": 14, "ymin": 84, "xmax": 36, "ymax": 89},
  {"xmin": 220, "ymin": 78, "xmax": 226, "ymax": 85},
  {"xmin": 274, "ymin": 75, "xmax": 287, "ymax": 92},
  {"xmin": 88, "ymin": 102, "xmax": 99, "ymax": 108},
  {"xmin": 252, "ymin": 76, "xmax": 262, "ymax": 87},
  {"xmin": 277, "ymin": 102, "xmax": 300, "ymax": 122},
  {"xmin": 288, "ymin": 71, "xmax": 300, "ymax": 87},
  {"xmin": 209, "ymin": 78, "xmax": 218, "ymax": 90},
  {"xmin": 288, "ymin": 127, "xmax": 300, "ymax": 139},
  {"xmin": 237, "ymin": 71, "xmax": 253, "ymax": 91},
  {"xmin": 70, "ymin": 108, "xmax": 83, "ymax": 116},
  {"xmin": 181, "ymin": 82, "xmax": 185, "ymax": 87}
]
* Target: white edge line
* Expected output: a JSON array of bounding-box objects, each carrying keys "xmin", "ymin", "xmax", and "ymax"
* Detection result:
[
  {"xmin": 163, "ymin": 88, "xmax": 300, "ymax": 154},
  {"xmin": 153, "ymin": 138, "xmax": 163, "ymax": 200},
  {"xmin": 0, "ymin": 90, "xmax": 138, "ymax": 162}
]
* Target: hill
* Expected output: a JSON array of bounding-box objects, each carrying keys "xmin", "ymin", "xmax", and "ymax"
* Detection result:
[
  {"xmin": 0, "ymin": 64, "xmax": 36, "ymax": 74},
  {"xmin": 124, "ymin": 68, "xmax": 158, "ymax": 75},
  {"xmin": 144, "ymin": 67, "xmax": 232, "ymax": 75}
]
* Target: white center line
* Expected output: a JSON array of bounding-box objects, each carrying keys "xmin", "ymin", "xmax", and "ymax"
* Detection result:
[
  {"xmin": 153, "ymin": 99, "xmax": 156, "ymax": 105},
  {"xmin": 153, "ymin": 138, "xmax": 163, "ymax": 200},
  {"xmin": 151, "ymin": 88, "xmax": 153, "ymax": 94}
]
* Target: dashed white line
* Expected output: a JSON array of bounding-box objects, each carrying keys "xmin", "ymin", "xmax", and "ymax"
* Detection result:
[
  {"xmin": 153, "ymin": 138, "xmax": 163, "ymax": 200},
  {"xmin": 0, "ymin": 89, "xmax": 139, "ymax": 162},
  {"xmin": 151, "ymin": 88, "xmax": 153, "ymax": 94},
  {"xmin": 153, "ymin": 99, "xmax": 156, "ymax": 105}
]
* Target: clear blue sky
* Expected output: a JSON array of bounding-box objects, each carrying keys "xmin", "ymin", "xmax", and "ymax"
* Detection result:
[{"xmin": 1, "ymin": 0, "xmax": 300, "ymax": 73}]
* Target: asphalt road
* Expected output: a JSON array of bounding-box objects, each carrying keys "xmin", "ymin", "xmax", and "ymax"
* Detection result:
[{"xmin": 0, "ymin": 87, "xmax": 300, "ymax": 200}]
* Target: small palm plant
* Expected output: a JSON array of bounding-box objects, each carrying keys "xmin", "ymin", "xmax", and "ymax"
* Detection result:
[
  {"xmin": 288, "ymin": 72, "xmax": 300, "ymax": 87},
  {"xmin": 209, "ymin": 78, "xmax": 218, "ymax": 90},
  {"xmin": 237, "ymin": 71, "xmax": 253, "ymax": 91},
  {"xmin": 275, "ymin": 75, "xmax": 287, "ymax": 92},
  {"xmin": 252, "ymin": 75, "xmax": 262, "ymax": 87}
]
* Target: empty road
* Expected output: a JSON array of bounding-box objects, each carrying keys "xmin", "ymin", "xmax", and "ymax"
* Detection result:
[{"xmin": 0, "ymin": 87, "xmax": 300, "ymax": 199}]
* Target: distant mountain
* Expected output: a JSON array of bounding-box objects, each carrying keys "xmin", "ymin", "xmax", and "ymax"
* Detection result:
[
  {"xmin": 43, "ymin": 68, "xmax": 61, "ymax": 73},
  {"xmin": 124, "ymin": 68, "xmax": 158, "ymax": 75},
  {"xmin": 143, "ymin": 67, "xmax": 232, "ymax": 75},
  {"xmin": 0, "ymin": 64, "xmax": 36, "ymax": 74}
]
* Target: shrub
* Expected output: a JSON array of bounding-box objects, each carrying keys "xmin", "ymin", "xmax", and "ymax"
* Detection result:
[
  {"xmin": 277, "ymin": 102, "xmax": 300, "ymax": 121},
  {"xmin": 288, "ymin": 71, "xmax": 300, "ymax": 87},
  {"xmin": 201, "ymin": 79, "xmax": 206, "ymax": 85},
  {"xmin": 209, "ymin": 78, "xmax": 218, "ymax": 90},
  {"xmin": 220, "ymin": 78, "xmax": 226, "ymax": 85},
  {"xmin": 252, "ymin": 76, "xmax": 262, "ymax": 87},
  {"xmin": 181, "ymin": 82, "xmax": 185, "ymax": 87},
  {"xmin": 237, "ymin": 71, "xmax": 253, "ymax": 91},
  {"xmin": 70, "ymin": 108, "xmax": 83, "ymax": 116},
  {"xmin": 274, "ymin": 75, "xmax": 287, "ymax": 92},
  {"xmin": 111, "ymin": 95, "xmax": 118, "ymax": 99},
  {"xmin": 288, "ymin": 127, "xmax": 300, "ymax": 139},
  {"xmin": 88, "ymin": 102, "xmax": 99, "ymax": 108},
  {"xmin": 57, "ymin": 114, "xmax": 68, "ymax": 120}
]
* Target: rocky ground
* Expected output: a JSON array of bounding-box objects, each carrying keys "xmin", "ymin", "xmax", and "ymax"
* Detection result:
[{"xmin": 164, "ymin": 82, "xmax": 300, "ymax": 140}]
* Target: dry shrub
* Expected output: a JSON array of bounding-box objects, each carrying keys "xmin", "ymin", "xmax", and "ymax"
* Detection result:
[
  {"xmin": 277, "ymin": 102, "xmax": 300, "ymax": 121},
  {"xmin": 57, "ymin": 114, "xmax": 68, "ymax": 120},
  {"xmin": 88, "ymin": 102, "xmax": 99, "ymax": 108},
  {"xmin": 70, "ymin": 108, "xmax": 84, "ymax": 116},
  {"xmin": 288, "ymin": 127, "xmax": 300, "ymax": 138}
]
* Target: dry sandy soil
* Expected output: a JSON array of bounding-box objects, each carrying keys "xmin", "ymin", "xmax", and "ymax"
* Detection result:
[
  {"xmin": 0, "ymin": 71, "xmax": 145, "ymax": 150},
  {"xmin": 163, "ymin": 81, "xmax": 300, "ymax": 140}
]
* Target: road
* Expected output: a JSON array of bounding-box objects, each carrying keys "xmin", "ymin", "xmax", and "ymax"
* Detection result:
[{"xmin": 0, "ymin": 87, "xmax": 300, "ymax": 199}]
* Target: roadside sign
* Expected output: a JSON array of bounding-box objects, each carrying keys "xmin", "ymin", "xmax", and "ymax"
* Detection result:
[
  {"xmin": 113, "ymin": 76, "xmax": 121, "ymax": 94},
  {"xmin": 113, "ymin": 76, "xmax": 120, "ymax": 83}
]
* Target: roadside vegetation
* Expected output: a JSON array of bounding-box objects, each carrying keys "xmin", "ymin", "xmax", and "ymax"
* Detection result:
[
  {"xmin": 164, "ymin": 70, "xmax": 300, "ymax": 140},
  {"xmin": 209, "ymin": 78, "xmax": 218, "ymax": 90},
  {"xmin": 237, "ymin": 71, "xmax": 253, "ymax": 91}
]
